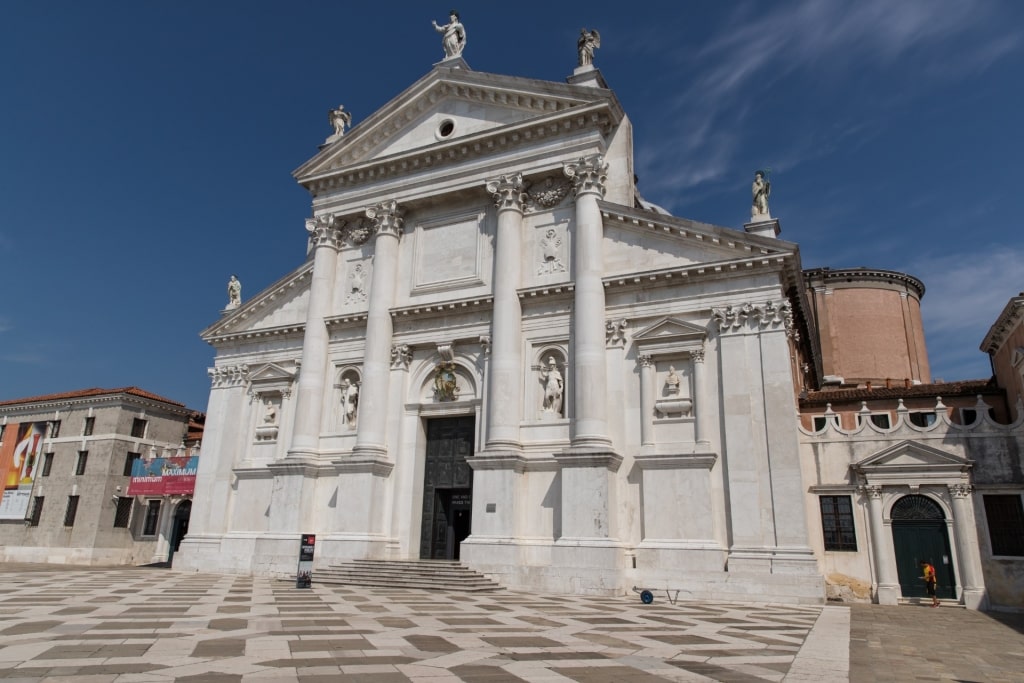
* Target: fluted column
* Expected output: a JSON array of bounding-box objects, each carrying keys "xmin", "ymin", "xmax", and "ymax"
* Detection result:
[
  {"xmin": 352, "ymin": 200, "xmax": 403, "ymax": 460},
  {"xmin": 863, "ymin": 485, "xmax": 900, "ymax": 604},
  {"xmin": 483, "ymin": 174, "xmax": 525, "ymax": 452},
  {"xmin": 692, "ymin": 348, "xmax": 709, "ymax": 445},
  {"xmin": 950, "ymin": 484, "xmax": 986, "ymax": 608},
  {"xmin": 564, "ymin": 154, "xmax": 611, "ymax": 449},
  {"xmin": 287, "ymin": 216, "xmax": 343, "ymax": 460},
  {"xmin": 638, "ymin": 355, "xmax": 654, "ymax": 447}
]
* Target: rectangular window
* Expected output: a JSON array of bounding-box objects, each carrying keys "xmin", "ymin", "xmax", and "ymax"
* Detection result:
[
  {"xmin": 41, "ymin": 453, "xmax": 54, "ymax": 477},
  {"xmin": 812, "ymin": 415, "xmax": 840, "ymax": 432},
  {"xmin": 75, "ymin": 451, "xmax": 88, "ymax": 475},
  {"xmin": 0, "ymin": 424, "xmax": 5, "ymax": 441},
  {"xmin": 49, "ymin": 420, "xmax": 61, "ymax": 438},
  {"xmin": 143, "ymin": 500, "xmax": 161, "ymax": 536},
  {"xmin": 83, "ymin": 417, "xmax": 95, "ymax": 436},
  {"xmin": 131, "ymin": 418, "xmax": 147, "ymax": 439},
  {"xmin": 820, "ymin": 495, "xmax": 857, "ymax": 551},
  {"xmin": 909, "ymin": 411, "xmax": 937, "ymax": 428},
  {"xmin": 113, "ymin": 497, "xmax": 133, "ymax": 528},
  {"xmin": 29, "ymin": 496, "xmax": 44, "ymax": 526},
  {"xmin": 63, "ymin": 495, "xmax": 80, "ymax": 527},
  {"xmin": 961, "ymin": 407, "xmax": 996, "ymax": 425},
  {"xmin": 123, "ymin": 452, "xmax": 141, "ymax": 477},
  {"xmin": 984, "ymin": 494, "xmax": 1024, "ymax": 556}
]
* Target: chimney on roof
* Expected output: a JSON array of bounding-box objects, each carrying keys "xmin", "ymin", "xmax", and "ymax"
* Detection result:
[{"xmin": 865, "ymin": 381, "xmax": 872, "ymax": 390}]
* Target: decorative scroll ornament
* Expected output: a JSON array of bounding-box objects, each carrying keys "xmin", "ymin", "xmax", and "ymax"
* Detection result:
[
  {"xmin": 365, "ymin": 200, "xmax": 404, "ymax": 238},
  {"xmin": 390, "ymin": 343, "xmax": 412, "ymax": 370},
  {"xmin": 305, "ymin": 214, "xmax": 344, "ymax": 249},
  {"xmin": 485, "ymin": 173, "xmax": 526, "ymax": 212},
  {"xmin": 712, "ymin": 299, "xmax": 793, "ymax": 334},
  {"xmin": 950, "ymin": 483, "xmax": 973, "ymax": 499},
  {"xmin": 433, "ymin": 361, "xmax": 460, "ymax": 401},
  {"xmin": 526, "ymin": 176, "xmax": 572, "ymax": 209},
  {"xmin": 563, "ymin": 154, "xmax": 608, "ymax": 197},
  {"xmin": 342, "ymin": 217, "xmax": 373, "ymax": 246},
  {"xmin": 605, "ymin": 319, "xmax": 628, "ymax": 347},
  {"xmin": 208, "ymin": 364, "xmax": 249, "ymax": 387}
]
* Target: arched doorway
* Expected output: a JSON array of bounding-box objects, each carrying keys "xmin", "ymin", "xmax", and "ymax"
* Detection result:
[
  {"xmin": 167, "ymin": 500, "xmax": 191, "ymax": 566},
  {"xmin": 891, "ymin": 495, "xmax": 956, "ymax": 599}
]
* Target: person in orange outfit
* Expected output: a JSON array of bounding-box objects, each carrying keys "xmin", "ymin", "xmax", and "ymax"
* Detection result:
[{"xmin": 920, "ymin": 560, "xmax": 940, "ymax": 607}]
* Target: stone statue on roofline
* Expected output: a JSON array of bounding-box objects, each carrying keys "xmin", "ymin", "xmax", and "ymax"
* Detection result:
[
  {"xmin": 751, "ymin": 169, "xmax": 771, "ymax": 219},
  {"xmin": 226, "ymin": 275, "xmax": 241, "ymax": 310},
  {"xmin": 578, "ymin": 28, "xmax": 600, "ymax": 67},
  {"xmin": 432, "ymin": 10, "xmax": 466, "ymax": 59}
]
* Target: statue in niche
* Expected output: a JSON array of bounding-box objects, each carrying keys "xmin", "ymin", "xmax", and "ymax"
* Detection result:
[
  {"xmin": 433, "ymin": 361, "xmax": 460, "ymax": 401},
  {"xmin": 538, "ymin": 229, "xmax": 566, "ymax": 275},
  {"xmin": 226, "ymin": 275, "xmax": 242, "ymax": 309},
  {"xmin": 665, "ymin": 366, "xmax": 680, "ymax": 396},
  {"xmin": 262, "ymin": 399, "xmax": 277, "ymax": 425},
  {"xmin": 328, "ymin": 105, "xmax": 352, "ymax": 138},
  {"xmin": 540, "ymin": 357, "xmax": 564, "ymax": 415},
  {"xmin": 577, "ymin": 28, "xmax": 600, "ymax": 67},
  {"xmin": 432, "ymin": 10, "xmax": 466, "ymax": 59},
  {"xmin": 346, "ymin": 263, "xmax": 367, "ymax": 304},
  {"xmin": 751, "ymin": 169, "xmax": 771, "ymax": 219},
  {"xmin": 341, "ymin": 378, "xmax": 359, "ymax": 429}
]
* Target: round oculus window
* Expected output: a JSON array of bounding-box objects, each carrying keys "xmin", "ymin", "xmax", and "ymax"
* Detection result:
[{"xmin": 436, "ymin": 119, "xmax": 456, "ymax": 139}]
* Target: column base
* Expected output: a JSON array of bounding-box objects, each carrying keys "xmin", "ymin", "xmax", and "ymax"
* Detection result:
[
  {"xmin": 962, "ymin": 587, "xmax": 988, "ymax": 611},
  {"xmin": 876, "ymin": 583, "xmax": 901, "ymax": 605}
]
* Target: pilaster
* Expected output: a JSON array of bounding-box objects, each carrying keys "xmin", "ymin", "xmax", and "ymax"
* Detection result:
[
  {"xmin": 950, "ymin": 484, "xmax": 987, "ymax": 609},
  {"xmin": 862, "ymin": 485, "xmax": 900, "ymax": 605}
]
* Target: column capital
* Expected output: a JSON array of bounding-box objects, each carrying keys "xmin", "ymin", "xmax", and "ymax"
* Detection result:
[
  {"xmin": 305, "ymin": 214, "xmax": 344, "ymax": 249},
  {"xmin": 692, "ymin": 347, "xmax": 706, "ymax": 363},
  {"xmin": 859, "ymin": 484, "xmax": 883, "ymax": 500},
  {"xmin": 485, "ymin": 173, "xmax": 527, "ymax": 213},
  {"xmin": 950, "ymin": 483, "xmax": 974, "ymax": 499},
  {"xmin": 638, "ymin": 354, "xmax": 653, "ymax": 368},
  {"xmin": 563, "ymin": 153, "xmax": 608, "ymax": 197},
  {"xmin": 365, "ymin": 200, "xmax": 404, "ymax": 239}
]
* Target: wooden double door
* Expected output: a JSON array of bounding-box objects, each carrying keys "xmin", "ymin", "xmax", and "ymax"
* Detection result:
[{"xmin": 419, "ymin": 417, "xmax": 474, "ymax": 560}]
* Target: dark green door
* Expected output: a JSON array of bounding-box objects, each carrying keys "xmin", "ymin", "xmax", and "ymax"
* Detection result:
[{"xmin": 891, "ymin": 496, "xmax": 956, "ymax": 599}]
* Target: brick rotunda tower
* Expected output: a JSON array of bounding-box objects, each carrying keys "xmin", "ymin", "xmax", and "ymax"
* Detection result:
[{"xmin": 804, "ymin": 267, "xmax": 930, "ymax": 387}]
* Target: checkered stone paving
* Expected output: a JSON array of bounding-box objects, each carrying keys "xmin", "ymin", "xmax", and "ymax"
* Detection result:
[{"xmin": 0, "ymin": 565, "xmax": 848, "ymax": 682}]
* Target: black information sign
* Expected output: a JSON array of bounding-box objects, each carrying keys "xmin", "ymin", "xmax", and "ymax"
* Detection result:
[{"xmin": 296, "ymin": 533, "xmax": 315, "ymax": 588}]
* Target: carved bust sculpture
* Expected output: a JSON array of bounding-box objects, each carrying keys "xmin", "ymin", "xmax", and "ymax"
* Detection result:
[
  {"xmin": 227, "ymin": 275, "xmax": 242, "ymax": 309},
  {"xmin": 432, "ymin": 10, "xmax": 466, "ymax": 59},
  {"xmin": 262, "ymin": 399, "xmax": 277, "ymax": 425},
  {"xmin": 665, "ymin": 366, "xmax": 680, "ymax": 395}
]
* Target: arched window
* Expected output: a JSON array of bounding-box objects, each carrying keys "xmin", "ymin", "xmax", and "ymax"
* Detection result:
[{"xmin": 891, "ymin": 495, "xmax": 944, "ymax": 520}]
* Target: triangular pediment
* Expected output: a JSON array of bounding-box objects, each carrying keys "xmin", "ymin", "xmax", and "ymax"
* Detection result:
[
  {"xmin": 600, "ymin": 203, "xmax": 797, "ymax": 279},
  {"xmin": 633, "ymin": 317, "xmax": 707, "ymax": 343},
  {"xmin": 247, "ymin": 362, "xmax": 296, "ymax": 383},
  {"xmin": 852, "ymin": 440, "xmax": 973, "ymax": 474},
  {"xmin": 294, "ymin": 65, "xmax": 620, "ymax": 182},
  {"xmin": 202, "ymin": 263, "xmax": 313, "ymax": 342}
]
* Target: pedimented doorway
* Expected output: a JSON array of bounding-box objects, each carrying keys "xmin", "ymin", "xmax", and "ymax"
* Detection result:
[{"xmin": 419, "ymin": 416, "xmax": 475, "ymax": 560}]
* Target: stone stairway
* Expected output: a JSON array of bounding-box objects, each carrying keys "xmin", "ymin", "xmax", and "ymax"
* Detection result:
[{"xmin": 314, "ymin": 559, "xmax": 505, "ymax": 592}]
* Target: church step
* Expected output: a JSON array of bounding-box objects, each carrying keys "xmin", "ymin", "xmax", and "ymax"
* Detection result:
[{"xmin": 315, "ymin": 559, "xmax": 504, "ymax": 592}]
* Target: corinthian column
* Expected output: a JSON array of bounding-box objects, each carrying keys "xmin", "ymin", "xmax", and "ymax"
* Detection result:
[
  {"xmin": 563, "ymin": 154, "xmax": 612, "ymax": 449},
  {"xmin": 483, "ymin": 174, "xmax": 525, "ymax": 453},
  {"xmin": 352, "ymin": 200, "xmax": 403, "ymax": 460},
  {"xmin": 287, "ymin": 215, "xmax": 343, "ymax": 460}
]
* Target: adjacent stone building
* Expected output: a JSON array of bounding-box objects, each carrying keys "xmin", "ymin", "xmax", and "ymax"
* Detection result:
[{"xmin": 0, "ymin": 387, "xmax": 199, "ymax": 565}]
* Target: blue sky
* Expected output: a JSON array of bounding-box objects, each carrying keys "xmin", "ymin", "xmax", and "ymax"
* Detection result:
[{"xmin": 2, "ymin": 1, "xmax": 1022, "ymax": 411}]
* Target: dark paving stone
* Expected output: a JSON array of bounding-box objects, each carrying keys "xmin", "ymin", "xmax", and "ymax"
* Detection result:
[
  {"xmin": 281, "ymin": 618, "xmax": 351, "ymax": 627},
  {"xmin": 90, "ymin": 620, "xmax": 172, "ymax": 630},
  {"xmin": 191, "ymin": 638, "xmax": 246, "ymax": 658},
  {"xmin": 53, "ymin": 606, "xmax": 97, "ymax": 615},
  {"xmin": 450, "ymin": 663, "xmax": 529, "ymax": 682},
  {"xmin": 288, "ymin": 637, "xmax": 372, "ymax": 652},
  {"xmin": 208, "ymin": 618, "xmax": 248, "ymax": 631},
  {"xmin": 176, "ymin": 674, "xmax": 242, "ymax": 683},
  {"xmin": 553, "ymin": 664, "xmax": 683, "ymax": 682},
  {"xmin": 404, "ymin": 634, "xmax": 459, "ymax": 653},
  {"xmin": 374, "ymin": 617, "xmax": 415, "ymax": 628},
  {"xmin": 0, "ymin": 620, "xmax": 61, "ymax": 635},
  {"xmin": 482, "ymin": 635, "xmax": 565, "ymax": 648},
  {"xmin": 669, "ymin": 660, "xmax": 768, "ymax": 682},
  {"xmin": 437, "ymin": 616, "xmax": 501, "ymax": 625},
  {"xmin": 299, "ymin": 675, "xmax": 411, "ymax": 683},
  {"xmin": 648, "ymin": 633, "xmax": 727, "ymax": 646},
  {"xmin": 216, "ymin": 605, "xmax": 250, "ymax": 614},
  {"xmin": 507, "ymin": 651, "xmax": 610, "ymax": 661}
]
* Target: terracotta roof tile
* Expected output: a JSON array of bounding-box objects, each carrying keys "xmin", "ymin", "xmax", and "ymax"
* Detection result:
[
  {"xmin": 0, "ymin": 386, "xmax": 186, "ymax": 408},
  {"xmin": 801, "ymin": 379, "xmax": 998, "ymax": 406}
]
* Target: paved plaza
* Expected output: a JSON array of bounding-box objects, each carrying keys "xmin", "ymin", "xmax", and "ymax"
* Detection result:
[{"xmin": 0, "ymin": 566, "xmax": 1020, "ymax": 682}]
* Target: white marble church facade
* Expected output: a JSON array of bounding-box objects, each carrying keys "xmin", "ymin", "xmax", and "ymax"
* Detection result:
[{"xmin": 176, "ymin": 55, "xmax": 824, "ymax": 603}]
